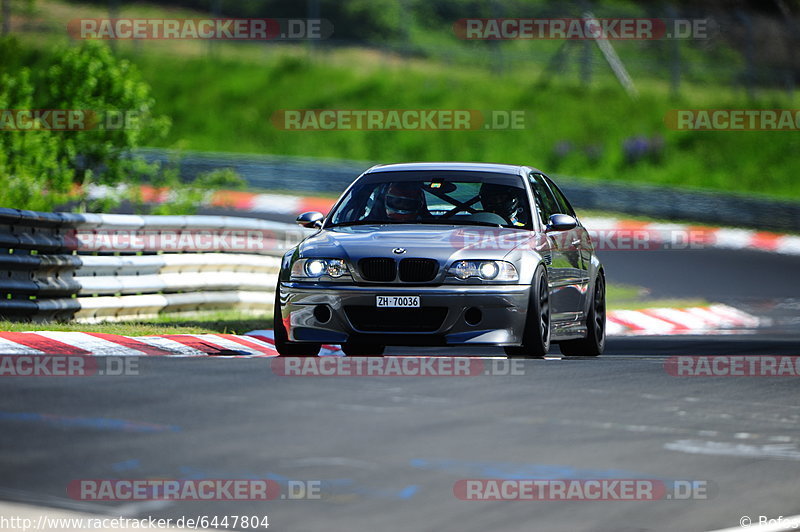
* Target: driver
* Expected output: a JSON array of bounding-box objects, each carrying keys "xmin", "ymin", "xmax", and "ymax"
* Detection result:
[
  {"xmin": 385, "ymin": 182, "xmax": 425, "ymax": 221},
  {"xmin": 480, "ymin": 183, "xmax": 525, "ymax": 226}
]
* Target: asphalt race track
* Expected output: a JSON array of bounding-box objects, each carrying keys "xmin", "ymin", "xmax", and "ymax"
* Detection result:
[
  {"xmin": 601, "ymin": 248, "xmax": 800, "ymax": 300},
  {"xmin": 1, "ymin": 243, "xmax": 799, "ymax": 531}
]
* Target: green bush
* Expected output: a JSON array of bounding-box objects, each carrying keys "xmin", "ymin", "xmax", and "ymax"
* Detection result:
[
  {"xmin": 42, "ymin": 41, "xmax": 170, "ymax": 196},
  {"xmin": 0, "ymin": 37, "xmax": 170, "ymax": 211},
  {"xmin": 0, "ymin": 68, "xmax": 75, "ymax": 211}
]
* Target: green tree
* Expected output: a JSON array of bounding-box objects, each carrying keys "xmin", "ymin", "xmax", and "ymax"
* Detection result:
[
  {"xmin": 0, "ymin": 37, "xmax": 173, "ymax": 211},
  {"xmin": 0, "ymin": 37, "xmax": 245, "ymax": 214},
  {"xmin": 0, "ymin": 68, "xmax": 75, "ymax": 211},
  {"xmin": 41, "ymin": 40, "xmax": 170, "ymax": 211}
]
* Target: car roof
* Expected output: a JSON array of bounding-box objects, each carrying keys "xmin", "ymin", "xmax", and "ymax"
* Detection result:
[{"xmin": 365, "ymin": 162, "xmax": 541, "ymax": 176}]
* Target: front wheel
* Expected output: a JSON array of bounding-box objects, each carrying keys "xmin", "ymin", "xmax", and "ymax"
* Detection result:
[
  {"xmin": 273, "ymin": 286, "xmax": 321, "ymax": 357},
  {"xmin": 559, "ymin": 273, "xmax": 606, "ymax": 357},
  {"xmin": 504, "ymin": 265, "xmax": 551, "ymax": 359}
]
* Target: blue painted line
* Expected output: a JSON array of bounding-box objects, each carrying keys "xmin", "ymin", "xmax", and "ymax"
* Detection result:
[
  {"xmin": 409, "ymin": 458, "xmax": 641, "ymax": 479},
  {"xmin": 112, "ymin": 459, "xmax": 141, "ymax": 472},
  {"xmin": 174, "ymin": 465, "xmax": 413, "ymax": 499},
  {"xmin": 397, "ymin": 485, "xmax": 419, "ymax": 499},
  {"xmin": 0, "ymin": 412, "xmax": 180, "ymax": 433}
]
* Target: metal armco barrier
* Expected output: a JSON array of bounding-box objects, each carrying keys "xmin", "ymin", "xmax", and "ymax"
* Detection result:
[
  {"xmin": 139, "ymin": 149, "xmax": 800, "ymax": 232},
  {"xmin": 0, "ymin": 208, "xmax": 311, "ymax": 323}
]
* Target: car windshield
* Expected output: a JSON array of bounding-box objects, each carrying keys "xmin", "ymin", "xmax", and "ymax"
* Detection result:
[{"xmin": 327, "ymin": 171, "xmax": 532, "ymax": 229}]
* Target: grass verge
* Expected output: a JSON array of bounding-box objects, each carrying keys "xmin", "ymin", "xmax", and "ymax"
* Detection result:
[
  {"xmin": 606, "ymin": 283, "xmax": 706, "ymax": 311},
  {"xmin": 0, "ymin": 311, "xmax": 271, "ymax": 336},
  {"xmin": 0, "ymin": 285, "xmax": 705, "ymax": 335}
]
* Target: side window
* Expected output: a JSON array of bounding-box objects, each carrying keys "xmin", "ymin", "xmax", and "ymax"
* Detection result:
[
  {"xmin": 329, "ymin": 188, "xmax": 355, "ymax": 225},
  {"xmin": 362, "ymin": 186, "xmax": 382, "ymax": 219},
  {"xmin": 330, "ymin": 184, "xmax": 380, "ymax": 224},
  {"xmin": 543, "ymin": 175, "xmax": 576, "ymax": 218},
  {"xmin": 528, "ymin": 172, "xmax": 560, "ymax": 225}
]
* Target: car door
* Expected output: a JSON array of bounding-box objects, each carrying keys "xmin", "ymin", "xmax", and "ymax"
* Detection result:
[
  {"xmin": 543, "ymin": 174, "xmax": 591, "ymax": 314},
  {"xmin": 528, "ymin": 172, "xmax": 587, "ymax": 322}
]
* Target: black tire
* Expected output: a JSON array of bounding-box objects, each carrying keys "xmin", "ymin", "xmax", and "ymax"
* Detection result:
[
  {"xmin": 559, "ymin": 273, "xmax": 606, "ymax": 357},
  {"xmin": 504, "ymin": 265, "xmax": 551, "ymax": 359},
  {"xmin": 273, "ymin": 287, "xmax": 321, "ymax": 357},
  {"xmin": 341, "ymin": 343, "xmax": 386, "ymax": 357}
]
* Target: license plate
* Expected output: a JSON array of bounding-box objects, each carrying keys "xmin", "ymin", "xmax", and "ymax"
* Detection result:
[{"xmin": 376, "ymin": 295, "xmax": 420, "ymax": 308}]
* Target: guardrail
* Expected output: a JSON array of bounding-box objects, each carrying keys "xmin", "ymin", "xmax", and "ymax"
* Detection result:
[
  {"xmin": 139, "ymin": 148, "xmax": 800, "ymax": 232},
  {"xmin": 0, "ymin": 208, "xmax": 311, "ymax": 323}
]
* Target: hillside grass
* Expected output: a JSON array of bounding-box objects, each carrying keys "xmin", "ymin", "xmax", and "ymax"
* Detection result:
[
  {"xmin": 129, "ymin": 51, "xmax": 800, "ymax": 200},
  {"xmin": 5, "ymin": 0, "xmax": 800, "ymax": 202}
]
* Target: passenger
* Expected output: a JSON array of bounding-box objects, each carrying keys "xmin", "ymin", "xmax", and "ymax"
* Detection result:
[{"xmin": 480, "ymin": 183, "xmax": 526, "ymax": 226}]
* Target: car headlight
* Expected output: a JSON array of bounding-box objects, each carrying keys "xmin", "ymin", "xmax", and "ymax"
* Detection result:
[
  {"xmin": 447, "ymin": 260, "xmax": 519, "ymax": 281},
  {"xmin": 291, "ymin": 258, "xmax": 351, "ymax": 279}
]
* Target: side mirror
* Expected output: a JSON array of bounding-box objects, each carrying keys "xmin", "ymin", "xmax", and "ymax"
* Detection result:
[
  {"xmin": 296, "ymin": 211, "xmax": 324, "ymax": 229},
  {"xmin": 545, "ymin": 213, "xmax": 577, "ymax": 232}
]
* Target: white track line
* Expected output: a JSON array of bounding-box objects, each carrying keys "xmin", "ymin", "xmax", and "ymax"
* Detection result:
[
  {"xmin": 709, "ymin": 304, "xmax": 760, "ymax": 328},
  {"xmin": 707, "ymin": 513, "xmax": 800, "ymax": 532},
  {"xmin": 133, "ymin": 336, "xmax": 209, "ymax": 357},
  {"xmin": 233, "ymin": 334, "xmax": 278, "ymax": 350},
  {"xmin": 604, "ymin": 319, "xmax": 627, "ymax": 336},
  {"xmin": 777, "ymin": 235, "xmax": 800, "ymax": 254},
  {"xmin": 0, "ymin": 336, "xmax": 44, "ymax": 355},
  {"xmin": 642, "ymin": 308, "xmax": 702, "ymax": 330},
  {"xmin": 712, "ymin": 228, "xmax": 755, "ymax": 250},
  {"xmin": 682, "ymin": 307, "xmax": 736, "ymax": 328},
  {"xmin": 0, "ymin": 500, "xmax": 217, "ymax": 531},
  {"xmin": 251, "ymin": 194, "xmax": 301, "ymax": 214},
  {"xmin": 245, "ymin": 330, "xmax": 343, "ymax": 356},
  {"xmin": 608, "ymin": 310, "xmax": 678, "ymax": 334},
  {"xmin": 33, "ymin": 332, "xmax": 147, "ymax": 357},
  {"xmin": 187, "ymin": 334, "xmax": 274, "ymax": 357},
  {"xmin": 606, "ymin": 304, "xmax": 763, "ymax": 335}
]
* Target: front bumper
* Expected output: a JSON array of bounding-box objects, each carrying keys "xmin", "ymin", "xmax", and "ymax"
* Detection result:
[{"xmin": 278, "ymin": 282, "xmax": 531, "ymax": 346}]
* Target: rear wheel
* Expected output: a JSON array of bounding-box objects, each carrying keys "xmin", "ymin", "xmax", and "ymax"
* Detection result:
[
  {"xmin": 273, "ymin": 287, "xmax": 321, "ymax": 357},
  {"xmin": 504, "ymin": 266, "xmax": 550, "ymax": 359},
  {"xmin": 341, "ymin": 343, "xmax": 386, "ymax": 357},
  {"xmin": 559, "ymin": 273, "xmax": 606, "ymax": 357}
]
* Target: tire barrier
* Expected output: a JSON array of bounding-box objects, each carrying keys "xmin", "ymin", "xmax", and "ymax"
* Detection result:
[{"xmin": 0, "ymin": 208, "xmax": 311, "ymax": 323}]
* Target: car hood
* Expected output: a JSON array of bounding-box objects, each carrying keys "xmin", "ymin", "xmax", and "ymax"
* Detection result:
[{"xmin": 300, "ymin": 224, "xmax": 535, "ymax": 263}]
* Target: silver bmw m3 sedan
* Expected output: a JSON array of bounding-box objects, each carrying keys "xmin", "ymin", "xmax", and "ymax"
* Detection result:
[{"xmin": 274, "ymin": 162, "xmax": 605, "ymax": 358}]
